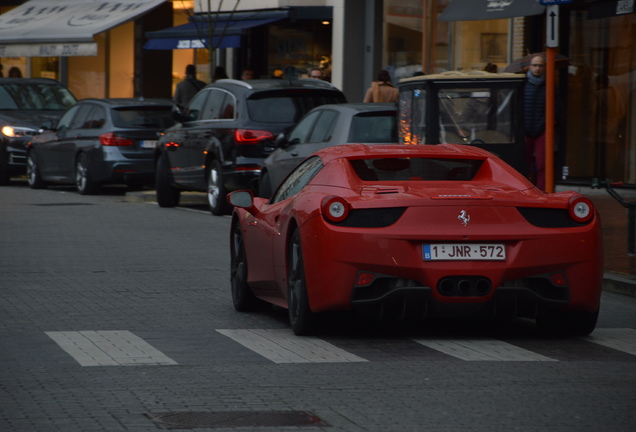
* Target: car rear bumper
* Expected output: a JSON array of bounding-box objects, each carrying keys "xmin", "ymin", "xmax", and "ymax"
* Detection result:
[{"xmin": 299, "ymin": 209, "xmax": 603, "ymax": 318}]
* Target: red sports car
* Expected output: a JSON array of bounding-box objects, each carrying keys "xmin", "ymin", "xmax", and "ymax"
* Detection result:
[{"xmin": 228, "ymin": 144, "xmax": 602, "ymax": 336}]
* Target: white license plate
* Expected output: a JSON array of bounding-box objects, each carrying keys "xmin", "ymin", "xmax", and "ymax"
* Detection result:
[
  {"xmin": 140, "ymin": 140, "xmax": 157, "ymax": 148},
  {"xmin": 423, "ymin": 244, "xmax": 506, "ymax": 261}
]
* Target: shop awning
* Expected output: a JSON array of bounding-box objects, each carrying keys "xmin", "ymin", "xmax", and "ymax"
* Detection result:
[
  {"xmin": 440, "ymin": 0, "xmax": 545, "ymax": 21},
  {"xmin": 0, "ymin": 0, "xmax": 165, "ymax": 57},
  {"xmin": 144, "ymin": 18, "xmax": 280, "ymax": 50}
]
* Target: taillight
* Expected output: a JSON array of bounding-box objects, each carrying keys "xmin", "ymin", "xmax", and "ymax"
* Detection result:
[
  {"xmin": 100, "ymin": 133, "xmax": 133, "ymax": 146},
  {"xmin": 568, "ymin": 196, "xmax": 594, "ymax": 223},
  {"xmin": 321, "ymin": 195, "xmax": 350, "ymax": 223},
  {"xmin": 234, "ymin": 129, "xmax": 275, "ymax": 145}
]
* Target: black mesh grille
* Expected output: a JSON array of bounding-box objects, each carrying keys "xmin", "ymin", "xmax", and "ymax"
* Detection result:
[
  {"xmin": 517, "ymin": 207, "xmax": 589, "ymax": 228},
  {"xmin": 329, "ymin": 207, "xmax": 406, "ymax": 227}
]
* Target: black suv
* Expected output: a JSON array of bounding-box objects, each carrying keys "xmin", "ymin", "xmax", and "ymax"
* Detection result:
[
  {"xmin": 155, "ymin": 78, "xmax": 347, "ymax": 215},
  {"xmin": 0, "ymin": 78, "xmax": 77, "ymax": 185}
]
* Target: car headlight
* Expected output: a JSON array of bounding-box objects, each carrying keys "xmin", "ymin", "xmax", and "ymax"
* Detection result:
[{"xmin": 1, "ymin": 125, "xmax": 38, "ymax": 138}]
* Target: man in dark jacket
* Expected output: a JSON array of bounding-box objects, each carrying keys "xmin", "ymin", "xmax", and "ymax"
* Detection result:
[
  {"xmin": 173, "ymin": 64, "xmax": 206, "ymax": 109},
  {"xmin": 524, "ymin": 55, "xmax": 547, "ymax": 191}
]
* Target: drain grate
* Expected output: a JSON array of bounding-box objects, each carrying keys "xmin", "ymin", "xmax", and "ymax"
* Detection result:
[{"xmin": 147, "ymin": 410, "xmax": 329, "ymax": 429}]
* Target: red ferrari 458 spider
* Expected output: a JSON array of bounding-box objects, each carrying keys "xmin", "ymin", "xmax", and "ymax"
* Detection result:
[{"xmin": 228, "ymin": 144, "xmax": 602, "ymax": 336}]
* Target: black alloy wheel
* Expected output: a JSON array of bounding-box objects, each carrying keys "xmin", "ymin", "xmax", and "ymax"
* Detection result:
[
  {"xmin": 208, "ymin": 160, "xmax": 230, "ymax": 216},
  {"xmin": 155, "ymin": 153, "xmax": 180, "ymax": 207},
  {"xmin": 287, "ymin": 228, "xmax": 318, "ymax": 335},
  {"xmin": 230, "ymin": 218, "xmax": 270, "ymax": 312},
  {"xmin": 75, "ymin": 153, "xmax": 100, "ymax": 195},
  {"xmin": 26, "ymin": 152, "xmax": 47, "ymax": 189}
]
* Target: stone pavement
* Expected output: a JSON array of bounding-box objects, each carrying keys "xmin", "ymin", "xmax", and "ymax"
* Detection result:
[{"xmin": 126, "ymin": 186, "xmax": 636, "ymax": 298}]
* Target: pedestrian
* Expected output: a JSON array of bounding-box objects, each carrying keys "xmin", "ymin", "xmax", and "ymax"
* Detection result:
[
  {"xmin": 173, "ymin": 64, "xmax": 206, "ymax": 109},
  {"xmin": 241, "ymin": 68, "xmax": 255, "ymax": 80},
  {"xmin": 524, "ymin": 55, "xmax": 548, "ymax": 191},
  {"xmin": 308, "ymin": 67, "xmax": 323, "ymax": 79},
  {"xmin": 8, "ymin": 67, "xmax": 22, "ymax": 78},
  {"xmin": 0, "ymin": 63, "xmax": 3, "ymax": 77},
  {"xmin": 213, "ymin": 66, "xmax": 228, "ymax": 81},
  {"xmin": 363, "ymin": 70, "xmax": 398, "ymax": 103}
]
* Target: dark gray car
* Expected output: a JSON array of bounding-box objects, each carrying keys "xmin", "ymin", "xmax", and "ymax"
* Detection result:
[
  {"xmin": 154, "ymin": 78, "xmax": 347, "ymax": 215},
  {"xmin": 258, "ymin": 103, "xmax": 398, "ymax": 197},
  {"xmin": 26, "ymin": 98, "xmax": 174, "ymax": 194},
  {"xmin": 0, "ymin": 78, "xmax": 77, "ymax": 185}
]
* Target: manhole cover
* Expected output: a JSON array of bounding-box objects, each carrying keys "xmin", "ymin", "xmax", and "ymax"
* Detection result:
[{"xmin": 147, "ymin": 410, "xmax": 329, "ymax": 429}]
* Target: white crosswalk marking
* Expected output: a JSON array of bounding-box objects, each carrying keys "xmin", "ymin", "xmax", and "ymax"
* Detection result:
[
  {"xmin": 585, "ymin": 328, "xmax": 636, "ymax": 355},
  {"xmin": 217, "ymin": 328, "xmax": 369, "ymax": 364},
  {"xmin": 411, "ymin": 338, "xmax": 558, "ymax": 361},
  {"xmin": 46, "ymin": 330, "xmax": 177, "ymax": 366}
]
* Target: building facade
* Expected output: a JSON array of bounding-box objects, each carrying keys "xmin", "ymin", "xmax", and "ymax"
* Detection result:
[{"xmin": 1, "ymin": 0, "xmax": 634, "ymax": 187}]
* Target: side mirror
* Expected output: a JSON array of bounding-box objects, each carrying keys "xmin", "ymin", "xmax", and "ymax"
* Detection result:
[
  {"xmin": 171, "ymin": 105, "xmax": 187, "ymax": 123},
  {"xmin": 274, "ymin": 132, "xmax": 289, "ymax": 148},
  {"xmin": 227, "ymin": 190, "xmax": 262, "ymax": 218},
  {"xmin": 39, "ymin": 120, "xmax": 55, "ymax": 132}
]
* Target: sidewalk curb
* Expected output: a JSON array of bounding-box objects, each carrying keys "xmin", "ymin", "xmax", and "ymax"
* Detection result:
[{"xmin": 124, "ymin": 191, "xmax": 207, "ymax": 204}]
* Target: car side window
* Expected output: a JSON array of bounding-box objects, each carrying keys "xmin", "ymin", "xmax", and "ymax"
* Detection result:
[
  {"xmin": 82, "ymin": 106, "xmax": 107, "ymax": 129},
  {"xmin": 308, "ymin": 110, "xmax": 338, "ymax": 143},
  {"xmin": 220, "ymin": 93, "xmax": 235, "ymax": 120},
  {"xmin": 271, "ymin": 156, "xmax": 323, "ymax": 203},
  {"xmin": 55, "ymin": 105, "xmax": 82, "ymax": 131},
  {"xmin": 184, "ymin": 91, "xmax": 208, "ymax": 121},
  {"xmin": 202, "ymin": 90, "xmax": 225, "ymax": 120},
  {"xmin": 287, "ymin": 111, "xmax": 321, "ymax": 145},
  {"xmin": 70, "ymin": 106, "xmax": 93, "ymax": 130}
]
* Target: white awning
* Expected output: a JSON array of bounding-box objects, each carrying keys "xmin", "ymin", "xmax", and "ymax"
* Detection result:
[{"xmin": 0, "ymin": 0, "xmax": 165, "ymax": 57}]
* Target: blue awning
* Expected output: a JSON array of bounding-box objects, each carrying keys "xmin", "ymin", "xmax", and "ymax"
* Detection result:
[{"xmin": 144, "ymin": 18, "xmax": 280, "ymax": 50}]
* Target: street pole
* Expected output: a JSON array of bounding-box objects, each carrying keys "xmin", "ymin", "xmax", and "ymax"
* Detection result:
[{"xmin": 544, "ymin": 4, "xmax": 559, "ymax": 193}]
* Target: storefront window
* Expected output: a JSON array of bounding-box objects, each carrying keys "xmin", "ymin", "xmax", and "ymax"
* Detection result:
[{"xmin": 566, "ymin": 11, "xmax": 635, "ymax": 184}]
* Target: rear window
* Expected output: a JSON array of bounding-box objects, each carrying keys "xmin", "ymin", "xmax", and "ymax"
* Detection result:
[
  {"xmin": 111, "ymin": 107, "xmax": 175, "ymax": 129},
  {"xmin": 349, "ymin": 112, "xmax": 398, "ymax": 143},
  {"xmin": 0, "ymin": 82, "xmax": 76, "ymax": 110},
  {"xmin": 247, "ymin": 90, "xmax": 346, "ymax": 123},
  {"xmin": 349, "ymin": 157, "xmax": 483, "ymax": 181}
]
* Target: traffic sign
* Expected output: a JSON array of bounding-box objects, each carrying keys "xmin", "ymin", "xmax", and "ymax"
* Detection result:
[{"xmin": 546, "ymin": 5, "xmax": 559, "ymax": 48}]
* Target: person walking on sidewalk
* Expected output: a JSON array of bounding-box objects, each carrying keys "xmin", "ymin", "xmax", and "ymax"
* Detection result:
[
  {"xmin": 363, "ymin": 70, "xmax": 399, "ymax": 103},
  {"xmin": 173, "ymin": 64, "xmax": 206, "ymax": 109}
]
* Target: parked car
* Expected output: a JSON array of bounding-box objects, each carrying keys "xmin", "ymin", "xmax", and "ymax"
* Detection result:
[
  {"xmin": 154, "ymin": 78, "xmax": 347, "ymax": 215},
  {"xmin": 228, "ymin": 144, "xmax": 602, "ymax": 336},
  {"xmin": 0, "ymin": 78, "xmax": 77, "ymax": 185},
  {"xmin": 259, "ymin": 102, "xmax": 398, "ymax": 197},
  {"xmin": 27, "ymin": 98, "xmax": 174, "ymax": 194}
]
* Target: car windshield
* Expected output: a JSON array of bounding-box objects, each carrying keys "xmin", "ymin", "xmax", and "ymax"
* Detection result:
[
  {"xmin": 111, "ymin": 107, "xmax": 175, "ymax": 129},
  {"xmin": 247, "ymin": 90, "xmax": 346, "ymax": 123},
  {"xmin": 0, "ymin": 82, "xmax": 76, "ymax": 110},
  {"xmin": 349, "ymin": 112, "xmax": 398, "ymax": 143},
  {"xmin": 349, "ymin": 157, "xmax": 484, "ymax": 181}
]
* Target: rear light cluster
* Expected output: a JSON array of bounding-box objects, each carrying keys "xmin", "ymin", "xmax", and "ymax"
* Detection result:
[
  {"xmin": 100, "ymin": 133, "xmax": 133, "ymax": 147},
  {"xmin": 321, "ymin": 196, "xmax": 350, "ymax": 223},
  {"xmin": 234, "ymin": 129, "xmax": 275, "ymax": 145},
  {"xmin": 568, "ymin": 196, "xmax": 594, "ymax": 223}
]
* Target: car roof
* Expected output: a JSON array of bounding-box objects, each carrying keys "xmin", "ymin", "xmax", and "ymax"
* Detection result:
[
  {"xmin": 0, "ymin": 77, "xmax": 68, "ymax": 85},
  {"xmin": 309, "ymin": 103, "xmax": 396, "ymax": 114},
  {"xmin": 77, "ymin": 98, "xmax": 173, "ymax": 107},
  {"xmin": 208, "ymin": 78, "xmax": 343, "ymax": 93},
  {"xmin": 315, "ymin": 143, "xmax": 494, "ymax": 165}
]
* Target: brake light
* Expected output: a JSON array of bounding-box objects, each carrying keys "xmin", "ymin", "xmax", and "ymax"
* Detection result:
[
  {"xmin": 100, "ymin": 133, "xmax": 133, "ymax": 146},
  {"xmin": 321, "ymin": 195, "xmax": 350, "ymax": 223},
  {"xmin": 568, "ymin": 196, "xmax": 594, "ymax": 223},
  {"xmin": 234, "ymin": 129, "xmax": 275, "ymax": 144}
]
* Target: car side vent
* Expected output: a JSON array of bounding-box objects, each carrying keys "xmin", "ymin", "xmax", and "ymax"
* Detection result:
[
  {"xmin": 328, "ymin": 207, "xmax": 407, "ymax": 227},
  {"xmin": 361, "ymin": 187, "xmax": 403, "ymax": 195},
  {"xmin": 517, "ymin": 207, "xmax": 589, "ymax": 228}
]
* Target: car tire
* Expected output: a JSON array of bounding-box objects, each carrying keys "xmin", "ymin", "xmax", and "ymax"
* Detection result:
[
  {"xmin": 536, "ymin": 308, "xmax": 599, "ymax": 336},
  {"xmin": 27, "ymin": 152, "xmax": 47, "ymax": 189},
  {"xmin": 259, "ymin": 171, "xmax": 272, "ymax": 198},
  {"xmin": 208, "ymin": 160, "xmax": 230, "ymax": 216},
  {"xmin": 156, "ymin": 153, "xmax": 180, "ymax": 207},
  {"xmin": 75, "ymin": 153, "xmax": 100, "ymax": 195},
  {"xmin": 230, "ymin": 218, "xmax": 271, "ymax": 312},
  {"xmin": 0, "ymin": 150, "xmax": 11, "ymax": 186},
  {"xmin": 287, "ymin": 228, "xmax": 318, "ymax": 335}
]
